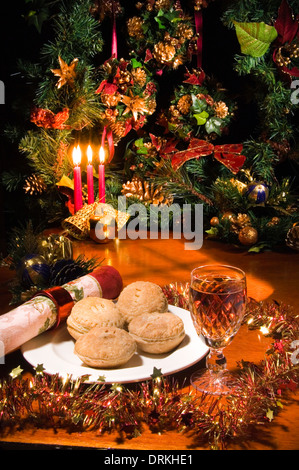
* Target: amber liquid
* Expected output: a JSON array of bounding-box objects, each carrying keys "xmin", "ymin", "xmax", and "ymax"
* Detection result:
[{"xmin": 190, "ymin": 275, "xmax": 247, "ymax": 349}]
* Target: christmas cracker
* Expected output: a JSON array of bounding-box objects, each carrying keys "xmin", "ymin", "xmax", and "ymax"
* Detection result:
[{"xmin": 0, "ymin": 265, "xmax": 122, "ymax": 357}]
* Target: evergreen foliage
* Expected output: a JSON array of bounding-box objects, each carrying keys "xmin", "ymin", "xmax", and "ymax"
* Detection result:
[{"xmin": 1, "ymin": 0, "xmax": 299, "ymax": 251}]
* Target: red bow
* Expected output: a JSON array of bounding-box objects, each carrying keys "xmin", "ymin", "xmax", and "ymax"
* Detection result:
[{"xmin": 170, "ymin": 138, "xmax": 246, "ymax": 174}]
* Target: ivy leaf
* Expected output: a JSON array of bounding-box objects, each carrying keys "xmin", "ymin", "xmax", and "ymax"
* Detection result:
[
  {"xmin": 233, "ymin": 21, "xmax": 278, "ymax": 57},
  {"xmin": 194, "ymin": 111, "xmax": 209, "ymax": 125},
  {"xmin": 131, "ymin": 58, "xmax": 143, "ymax": 68},
  {"xmin": 154, "ymin": 10, "xmax": 166, "ymax": 29},
  {"xmin": 205, "ymin": 117, "xmax": 222, "ymax": 135},
  {"xmin": 191, "ymin": 94, "xmax": 207, "ymax": 114}
]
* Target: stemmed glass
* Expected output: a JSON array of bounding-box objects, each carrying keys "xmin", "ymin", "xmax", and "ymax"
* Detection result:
[{"xmin": 189, "ymin": 265, "xmax": 247, "ymax": 395}]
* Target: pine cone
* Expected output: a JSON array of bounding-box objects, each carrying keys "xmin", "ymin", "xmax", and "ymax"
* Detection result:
[
  {"xmin": 127, "ymin": 17, "xmax": 144, "ymax": 39},
  {"xmin": 230, "ymin": 213, "xmax": 251, "ymax": 233},
  {"xmin": 132, "ymin": 68, "xmax": 147, "ymax": 87},
  {"xmin": 286, "ymin": 225, "xmax": 299, "ymax": 251},
  {"xmin": 214, "ymin": 101, "xmax": 229, "ymax": 119},
  {"xmin": 101, "ymin": 93, "xmax": 121, "ymax": 107},
  {"xmin": 122, "ymin": 177, "xmax": 173, "ymax": 206},
  {"xmin": 110, "ymin": 121, "xmax": 127, "ymax": 138},
  {"xmin": 177, "ymin": 24, "xmax": 194, "ymax": 42},
  {"xmin": 50, "ymin": 259, "xmax": 84, "ymax": 286},
  {"xmin": 153, "ymin": 41, "xmax": 176, "ymax": 65},
  {"xmin": 154, "ymin": 0, "xmax": 172, "ymax": 9},
  {"xmin": 24, "ymin": 174, "xmax": 47, "ymax": 195},
  {"xmin": 177, "ymin": 95, "xmax": 192, "ymax": 115}
]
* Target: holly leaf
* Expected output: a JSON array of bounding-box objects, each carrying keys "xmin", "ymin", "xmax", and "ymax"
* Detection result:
[
  {"xmin": 56, "ymin": 174, "xmax": 74, "ymax": 190},
  {"xmin": 233, "ymin": 21, "xmax": 278, "ymax": 57},
  {"xmin": 131, "ymin": 58, "xmax": 143, "ymax": 68}
]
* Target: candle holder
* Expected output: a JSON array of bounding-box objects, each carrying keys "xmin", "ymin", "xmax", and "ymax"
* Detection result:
[
  {"xmin": 89, "ymin": 214, "xmax": 116, "ymax": 244},
  {"xmin": 89, "ymin": 203, "xmax": 130, "ymax": 244}
]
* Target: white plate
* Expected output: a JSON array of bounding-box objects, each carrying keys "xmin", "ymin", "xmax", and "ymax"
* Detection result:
[{"xmin": 21, "ymin": 305, "xmax": 208, "ymax": 383}]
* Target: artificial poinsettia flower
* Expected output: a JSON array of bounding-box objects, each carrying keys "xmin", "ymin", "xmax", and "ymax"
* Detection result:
[
  {"xmin": 183, "ymin": 67, "xmax": 206, "ymax": 85},
  {"xmin": 273, "ymin": 0, "xmax": 299, "ymax": 77},
  {"xmin": 95, "ymin": 80, "xmax": 119, "ymax": 95},
  {"xmin": 51, "ymin": 56, "xmax": 79, "ymax": 89}
]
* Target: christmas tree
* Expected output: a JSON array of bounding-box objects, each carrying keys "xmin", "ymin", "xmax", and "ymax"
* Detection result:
[{"xmin": 1, "ymin": 0, "xmax": 299, "ymax": 252}]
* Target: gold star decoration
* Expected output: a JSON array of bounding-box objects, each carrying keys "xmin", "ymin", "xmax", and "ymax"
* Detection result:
[
  {"xmin": 51, "ymin": 56, "xmax": 79, "ymax": 89},
  {"xmin": 9, "ymin": 365, "xmax": 23, "ymax": 379},
  {"xmin": 120, "ymin": 91, "xmax": 149, "ymax": 121}
]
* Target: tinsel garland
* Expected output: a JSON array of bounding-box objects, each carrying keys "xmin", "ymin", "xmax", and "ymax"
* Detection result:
[{"xmin": 1, "ymin": 284, "xmax": 299, "ymax": 450}]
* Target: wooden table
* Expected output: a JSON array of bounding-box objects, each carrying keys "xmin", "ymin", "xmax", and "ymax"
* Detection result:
[{"xmin": 0, "ymin": 235, "xmax": 298, "ymax": 451}]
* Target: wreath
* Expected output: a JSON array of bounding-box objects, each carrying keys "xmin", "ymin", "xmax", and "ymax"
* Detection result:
[
  {"xmin": 96, "ymin": 57, "xmax": 157, "ymax": 144},
  {"xmin": 157, "ymin": 68, "xmax": 237, "ymax": 141},
  {"xmin": 126, "ymin": 0, "xmax": 196, "ymax": 72}
]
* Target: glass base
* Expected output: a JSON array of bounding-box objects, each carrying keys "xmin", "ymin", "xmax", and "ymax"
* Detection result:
[{"xmin": 190, "ymin": 369, "xmax": 239, "ymax": 395}]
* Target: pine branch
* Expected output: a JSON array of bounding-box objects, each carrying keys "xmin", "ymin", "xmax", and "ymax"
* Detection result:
[{"xmin": 153, "ymin": 160, "xmax": 214, "ymax": 206}]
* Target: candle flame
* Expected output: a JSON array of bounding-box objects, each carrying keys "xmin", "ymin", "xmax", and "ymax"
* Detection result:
[
  {"xmin": 87, "ymin": 145, "xmax": 93, "ymax": 163},
  {"xmin": 99, "ymin": 146, "xmax": 105, "ymax": 164},
  {"xmin": 72, "ymin": 145, "xmax": 82, "ymax": 166}
]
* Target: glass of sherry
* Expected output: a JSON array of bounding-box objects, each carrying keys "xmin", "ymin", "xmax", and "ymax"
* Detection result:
[{"xmin": 189, "ymin": 265, "xmax": 247, "ymax": 395}]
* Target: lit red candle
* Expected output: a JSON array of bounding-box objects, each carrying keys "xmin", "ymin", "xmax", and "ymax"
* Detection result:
[
  {"xmin": 72, "ymin": 145, "xmax": 83, "ymax": 213},
  {"xmin": 99, "ymin": 146, "xmax": 106, "ymax": 203},
  {"xmin": 87, "ymin": 145, "xmax": 94, "ymax": 205}
]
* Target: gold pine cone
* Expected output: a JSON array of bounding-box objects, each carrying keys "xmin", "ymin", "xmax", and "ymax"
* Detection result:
[
  {"xmin": 131, "ymin": 68, "xmax": 147, "ymax": 87},
  {"xmin": 154, "ymin": 0, "xmax": 172, "ymax": 10},
  {"xmin": 122, "ymin": 177, "xmax": 173, "ymax": 206},
  {"xmin": 127, "ymin": 17, "xmax": 144, "ymax": 39},
  {"xmin": 177, "ymin": 95, "xmax": 192, "ymax": 115},
  {"xmin": 214, "ymin": 101, "xmax": 229, "ymax": 119},
  {"xmin": 24, "ymin": 174, "xmax": 47, "ymax": 195},
  {"xmin": 101, "ymin": 93, "xmax": 121, "ymax": 108},
  {"xmin": 110, "ymin": 121, "xmax": 127, "ymax": 138},
  {"xmin": 176, "ymin": 24, "xmax": 194, "ymax": 42},
  {"xmin": 153, "ymin": 41, "xmax": 176, "ymax": 65}
]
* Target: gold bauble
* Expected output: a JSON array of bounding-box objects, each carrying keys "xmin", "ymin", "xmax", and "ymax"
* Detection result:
[
  {"xmin": 238, "ymin": 226, "xmax": 258, "ymax": 246},
  {"xmin": 221, "ymin": 211, "xmax": 236, "ymax": 222},
  {"xmin": 210, "ymin": 217, "xmax": 219, "ymax": 226}
]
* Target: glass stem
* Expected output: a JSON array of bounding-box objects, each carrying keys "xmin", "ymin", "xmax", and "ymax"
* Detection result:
[{"xmin": 206, "ymin": 349, "xmax": 227, "ymax": 374}]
